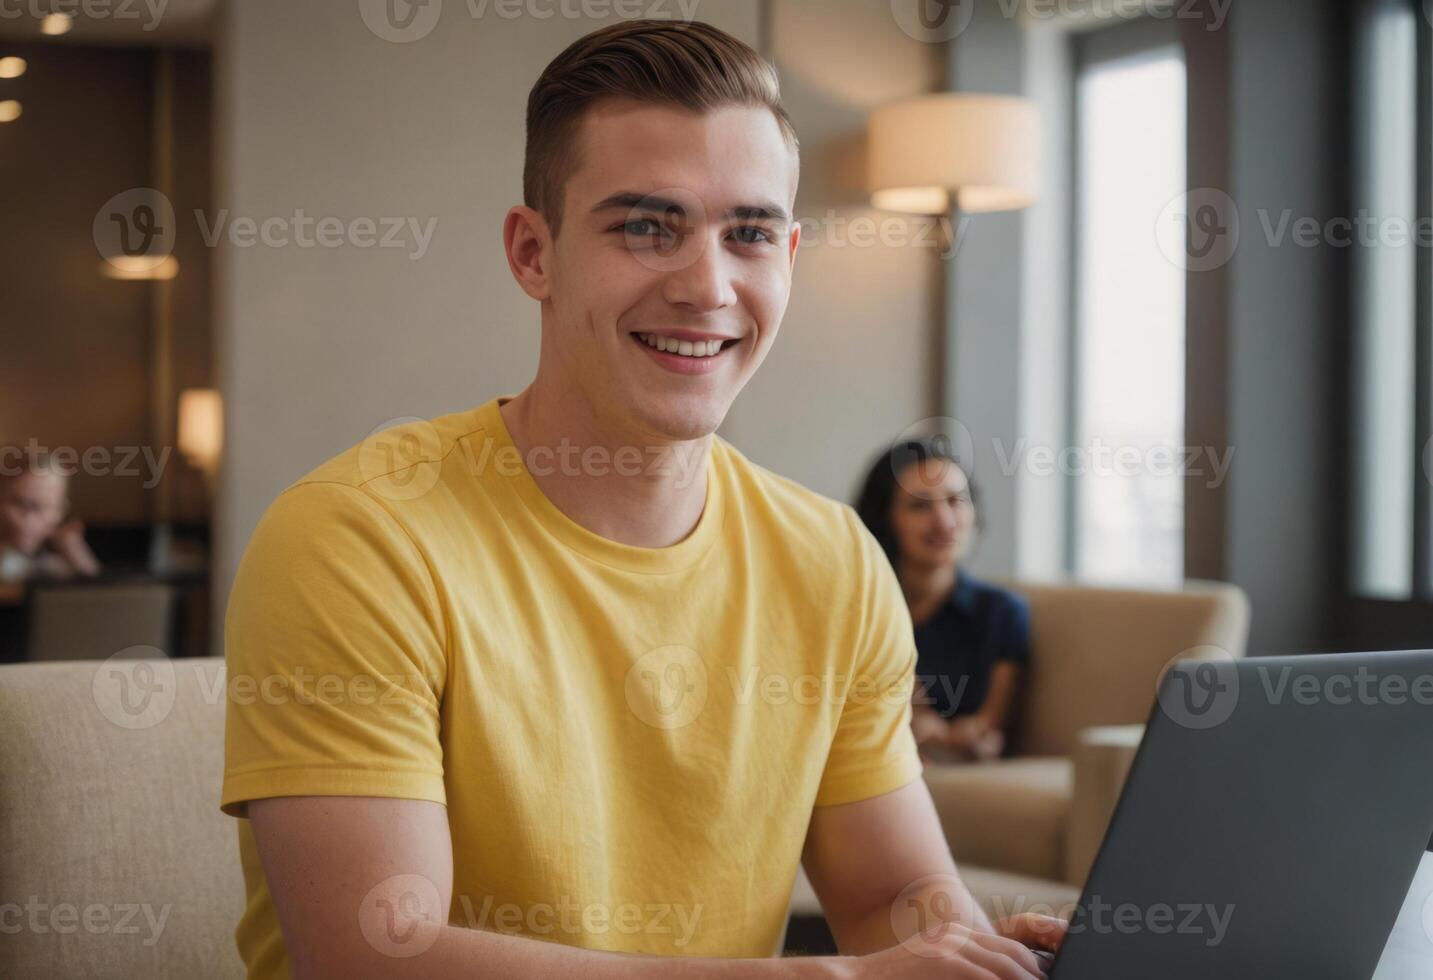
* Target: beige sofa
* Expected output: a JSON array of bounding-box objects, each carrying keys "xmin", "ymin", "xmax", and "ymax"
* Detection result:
[{"xmin": 925, "ymin": 579, "xmax": 1251, "ymax": 912}]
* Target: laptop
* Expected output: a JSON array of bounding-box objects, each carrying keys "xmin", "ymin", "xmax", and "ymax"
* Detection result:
[{"xmin": 1047, "ymin": 650, "xmax": 1433, "ymax": 979}]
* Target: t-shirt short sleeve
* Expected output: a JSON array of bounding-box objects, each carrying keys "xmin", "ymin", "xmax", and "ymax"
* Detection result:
[
  {"xmin": 220, "ymin": 481, "xmax": 448, "ymax": 819},
  {"xmin": 813, "ymin": 508, "xmax": 924, "ymax": 808}
]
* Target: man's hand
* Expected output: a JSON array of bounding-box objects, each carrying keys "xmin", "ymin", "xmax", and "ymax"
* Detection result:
[
  {"xmin": 849, "ymin": 922, "xmax": 1057, "ymax": 978},
  {"xmin": 994, "ymin": 912, "xmax": 1067, "ymax": 957}
]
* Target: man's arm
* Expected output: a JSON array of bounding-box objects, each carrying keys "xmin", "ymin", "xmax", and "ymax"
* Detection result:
[
  {"xmin": 253, "ymin": 794, "xmax": 1062, "ymax": 979},
  {"xmin": 250, "ymin": 795, "xmax": 847, "ymax": 980},
  {"xmin": 800, "ymin": 779, "xmax": 1064, "ymax": 964}
]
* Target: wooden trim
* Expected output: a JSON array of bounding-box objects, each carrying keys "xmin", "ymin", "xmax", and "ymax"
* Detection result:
[{"xmin": 1181, "ymin": 3, "xmax": 1233, "ymax": 581}]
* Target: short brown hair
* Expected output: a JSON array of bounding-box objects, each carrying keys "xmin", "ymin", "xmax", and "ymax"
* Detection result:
[{"xmin": 524, "ymin": 18, "xmax": 798, "ymax": 235}]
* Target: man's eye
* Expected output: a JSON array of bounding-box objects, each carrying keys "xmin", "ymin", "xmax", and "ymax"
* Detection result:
[
  {"xmin": 730, "ymin": 225, "xmax": 772, "ymax": 245},
  {"xmin": 623, "ymin": 219, "xmax": 662, "ymax": 237}
]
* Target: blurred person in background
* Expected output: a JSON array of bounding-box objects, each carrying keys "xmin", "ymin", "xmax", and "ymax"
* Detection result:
[
  {"xmin": 857, "ymin": 438, "xmax": 1030, "ymax": 764},
  {"xmin": 0, "ymin": 452, "xmax": 103, "ymax": 584}
]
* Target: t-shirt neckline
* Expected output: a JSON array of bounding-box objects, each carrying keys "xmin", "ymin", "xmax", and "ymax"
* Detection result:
[{"xmin": 471, "ymin": 396, "xmax": 725, "ymax": 574}]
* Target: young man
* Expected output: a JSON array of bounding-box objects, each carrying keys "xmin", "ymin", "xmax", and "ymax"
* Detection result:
[{"xmin": 221, "ymin": 19, "xmax": 1065, "ymax": 979}]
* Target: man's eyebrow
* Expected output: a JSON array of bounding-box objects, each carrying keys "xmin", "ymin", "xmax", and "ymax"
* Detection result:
[
  {"xmin": 728, "ymin": 203, "xmax": 791, "ymax": 224},
  {"xmin": 590, "ymin": 192, "xmax": 791, "ymax": 225},
  {"xmin": 591, "ymin": 192, "xmax": 682, "ymax": 214}
]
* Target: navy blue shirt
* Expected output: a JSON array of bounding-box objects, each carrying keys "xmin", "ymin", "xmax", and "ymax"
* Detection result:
[{"xmin": 912, "ymin": 573, "xmax": 1031, "ymax": 718}]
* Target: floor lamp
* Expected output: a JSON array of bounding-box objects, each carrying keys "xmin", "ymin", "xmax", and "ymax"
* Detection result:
[{"xmin": 867, "ymin": 93, "xmax": 1040, "ymax": 420}]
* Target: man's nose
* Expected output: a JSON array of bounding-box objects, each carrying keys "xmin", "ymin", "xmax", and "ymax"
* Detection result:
[{"xmin": 661, "ymin": 233, "xmax": 738, "ymax": 313}]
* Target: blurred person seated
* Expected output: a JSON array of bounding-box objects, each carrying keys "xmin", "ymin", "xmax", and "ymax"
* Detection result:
[
  {"xmin": 0, "ymin": 453, "xmax": 103, "ymax": 586},
  {"xmin": 856, "ymin": 438, "xmax": 1030, "ymax": 764}
]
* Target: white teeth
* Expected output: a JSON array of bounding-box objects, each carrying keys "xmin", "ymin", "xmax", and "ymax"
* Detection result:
[{"xmin": 638, "ymin": 333, "xmax": 727, "ymax": 358}]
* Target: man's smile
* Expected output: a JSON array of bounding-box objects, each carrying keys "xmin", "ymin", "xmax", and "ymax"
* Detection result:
[{"xmin": 631, "ymin": 330, "xmax": 743, "ymax": 375}]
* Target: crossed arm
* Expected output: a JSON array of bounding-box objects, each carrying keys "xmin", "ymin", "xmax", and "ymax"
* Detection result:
[
  {"xmin": 912, "ymin": 662, "xmax": 1023, "ymax": 761},
  {"xmin": 248, "ymin": 777, "xmax": 1062, "ymax": 980}
]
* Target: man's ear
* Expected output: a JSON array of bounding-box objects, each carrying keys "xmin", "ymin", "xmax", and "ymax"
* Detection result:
[
  {"xmin": 504, "ymin": 205, "xmax": 553, "ymax": 301},
  {"xmin": 788, "ymin": 220, "xmax": 801, "ymax": 268}
]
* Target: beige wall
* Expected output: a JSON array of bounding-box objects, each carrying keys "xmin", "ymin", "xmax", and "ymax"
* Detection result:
[
  {"xmin": 215, "ymin": 1, "xmax": 940, "ymax": 623},
  {"xmin": 723, "ymin": 0, "xmax": 942, "ymax": 505}
]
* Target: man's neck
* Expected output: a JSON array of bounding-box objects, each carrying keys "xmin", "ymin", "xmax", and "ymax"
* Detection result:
[{"xmin": 499, "ymin": 384, "xmax": 712, "ymax": 549}]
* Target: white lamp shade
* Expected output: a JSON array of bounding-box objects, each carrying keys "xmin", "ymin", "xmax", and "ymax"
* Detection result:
[
  {"xmin": 178, "ymin": 388, "xmax": 223, "ymax": 473},
  {"xmin": 868, "ymin": 93, "xmax": 1039, "ymax": 214}
]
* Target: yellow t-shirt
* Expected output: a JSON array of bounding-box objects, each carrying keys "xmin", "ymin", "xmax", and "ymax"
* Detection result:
[{"xmin": 220, "ymin": 396, "xmax": 921, "ymax": 977}]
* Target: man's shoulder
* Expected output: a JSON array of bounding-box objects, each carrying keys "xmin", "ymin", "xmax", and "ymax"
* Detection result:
[
  {"xmin": 712, "ymin": 436, "xmax": 867, "ymax": 559},
  {"xmin": 247, "ymin": 405, "xmax": 494, "ymax": 548},
  {"xmin": 238, "ymin": 406, "xmax": 497, "ymax": 586},
  {"xmin": 291, "ymin": 405, "xmax": 489, "ymax": 496}
]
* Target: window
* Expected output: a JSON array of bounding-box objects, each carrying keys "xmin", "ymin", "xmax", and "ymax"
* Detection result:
[
  {"xmin": 1070, "ymin": 28, "xmax": 1188, "ymax": 585},
  {"xmin": 1350, "ymin": 0, "xmax": 1421, "ymax": 600}
]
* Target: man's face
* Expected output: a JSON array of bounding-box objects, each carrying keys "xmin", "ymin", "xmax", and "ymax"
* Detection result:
[{"xmin": 543, "ymin": 100, "xmax": 799, "ymax": 442}]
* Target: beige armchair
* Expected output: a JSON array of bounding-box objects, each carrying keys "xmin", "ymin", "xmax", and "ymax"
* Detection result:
[
  {"xmin": 921, "ymin": 578, "xmax": 1251, "ymax": 915},
  {"xmin": 0, "ymin": 657, "xmax": 244, "ymax": 979}
]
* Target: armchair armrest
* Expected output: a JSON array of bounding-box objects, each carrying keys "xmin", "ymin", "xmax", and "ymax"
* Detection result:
[{"xmin": 1064, "ymin": 724, "xmax": 1144, "ymax": 886}]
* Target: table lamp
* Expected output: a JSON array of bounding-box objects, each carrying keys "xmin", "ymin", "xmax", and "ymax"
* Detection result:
[{"xmin": 178, "ymin": 388, "xmax": 223, "ymax": 488}]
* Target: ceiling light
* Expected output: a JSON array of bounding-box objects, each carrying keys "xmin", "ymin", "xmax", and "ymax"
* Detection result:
[{"xmin": 40, "ymin": 13, "xmax": 73, "ymax": 36}]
